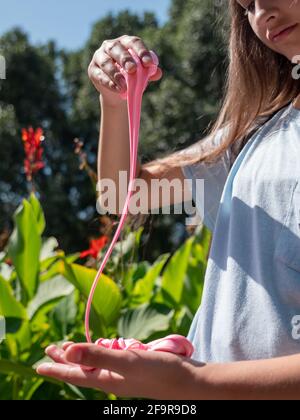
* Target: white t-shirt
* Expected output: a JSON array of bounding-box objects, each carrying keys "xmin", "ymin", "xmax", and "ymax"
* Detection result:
[{"xmin": 182, "ymin": 101, "xmax": 300, "ymax": 362}]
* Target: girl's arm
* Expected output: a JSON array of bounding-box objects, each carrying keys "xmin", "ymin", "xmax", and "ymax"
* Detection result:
[
  {"xmin": 98, "ymin": 95, "xmax": 192, "ymax": 216},
  {"xmin": 98, "ymin": 96, "xmax": 132, "ymax": 215},
  {"xmin": 193, "ymin": 353, "xmax": 300, "ymax": 400},
  {"xmin": 38, "ymin": 343, "xmax": 300, "ymax": 400}
]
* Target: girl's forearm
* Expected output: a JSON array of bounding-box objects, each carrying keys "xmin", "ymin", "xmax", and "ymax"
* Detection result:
[
  {"xmin": 98, "ymin": 95, "xmax": 142, "ymax": 213},
  {"xmin": 191, "ymin": 353, "xmax": 300, "ymax": 400}
]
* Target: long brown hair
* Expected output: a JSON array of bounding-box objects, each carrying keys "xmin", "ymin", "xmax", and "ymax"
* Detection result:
[{"xmin": 146, "ymin": 0, "xmax": 300, "ymax": 173}]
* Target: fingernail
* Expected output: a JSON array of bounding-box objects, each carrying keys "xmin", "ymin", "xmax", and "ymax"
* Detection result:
[
  {"xmin": 67, "ymin": 348, "xmax": 82, "ymax": 364},
  {"xmin": 45, "ymin": 345, "xmax": 56, "ymax": 354},
  {"xmin": 81, "ymin": 366, "xmax": 96, "ymax": 372},
  {"xmin": 142, "ymin": 55, "xmax": 152, "ymax": 64},
  {"xmin": 37, "ymin": 363, "xmax": 52, "ymax": 374},
  {"xmin": 125, "ymin": 61, "xmax": 136, "ymax": 72}
]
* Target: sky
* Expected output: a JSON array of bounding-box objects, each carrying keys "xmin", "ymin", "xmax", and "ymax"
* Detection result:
[{"xmin": 0, "ymin": 0, "xmax": 171, "ymax": 51}]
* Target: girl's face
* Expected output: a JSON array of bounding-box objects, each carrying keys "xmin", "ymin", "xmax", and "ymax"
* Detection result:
[{"xmin": 237, "ymin": 0, "xmax": 300, "ymax": 61}]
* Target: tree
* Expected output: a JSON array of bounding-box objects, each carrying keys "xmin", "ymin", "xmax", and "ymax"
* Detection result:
[{"xmin": 0, "ymin": 1, "xmax": 228, "ymax": 258}]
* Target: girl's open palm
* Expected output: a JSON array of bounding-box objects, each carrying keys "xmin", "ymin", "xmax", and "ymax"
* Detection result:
[{"xmin": 37, "ymin": 342, "xmax": 203, "ymax": 400}]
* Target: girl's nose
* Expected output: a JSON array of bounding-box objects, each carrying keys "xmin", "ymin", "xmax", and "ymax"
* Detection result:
[{"xmin": 254, "ymin": 3, "xmax": 280, "ymax": 30}]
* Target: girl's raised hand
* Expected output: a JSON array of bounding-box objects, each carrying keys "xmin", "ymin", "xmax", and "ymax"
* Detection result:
[{"xmin": 88, "ymin": 35, "xmax": 163, "ymax": 107}]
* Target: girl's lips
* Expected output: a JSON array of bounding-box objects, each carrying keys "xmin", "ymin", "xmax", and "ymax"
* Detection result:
[{"xmin": 271, "ymin": 23, "xmax": 298, "ymax": 43}]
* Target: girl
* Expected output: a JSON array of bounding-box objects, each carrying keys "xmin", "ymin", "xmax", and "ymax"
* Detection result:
[{"xmin": 38, "ymin": 0, "xmax": 300, "ymax": 399}]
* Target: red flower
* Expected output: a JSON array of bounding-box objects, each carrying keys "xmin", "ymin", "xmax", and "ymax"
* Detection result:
[
  {"xmin": 22, "ymin": 127, "xmax": 45, "ymax": 182},
  {"xmin": 80, "ymin": 236, "xmax": 109, "ymax": 259}
]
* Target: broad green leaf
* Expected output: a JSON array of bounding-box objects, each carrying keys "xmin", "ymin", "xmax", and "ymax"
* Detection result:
[
  {"xmin": 40, "ymin": 237, "xmax": 59, "ymax": 260},
  {"xmin": 130, "ymin": 254, "xmax": 170, "ymax": 306},
  {"xmin": 40, "ymin": 256, "xmax": 81, "ymax": 283},
  {"xmin": 179, "ymin": 229, "xmax": 209, "ymax": 314},
  {"xmin": 40, "ymin": 256, "xmax": 60, "ymax": 279},
  {"xmin": 0, "ymin": 359, "xmax": 59, "ymax": 386},
  {"xmin": 89, "ymin": 305, "xmax": 107, "ymax": 339},
  {"xmin": 121, "ymin": 263, "xmax": 138, "ymax": 295},
  {"xmin": 27, "ymin": 275, "xmax": 74, "ymax": 319},
  {"xmin": 29, "ymin": 193, "xmax": 46, "ymax": 235},
  {"xmin": 111, "ymin": 227, "xmax": 144, "ymax": 265},
  {"xmin": 159, "ymin": 237, "xmax": 194, "ymax": 306},
  {"xmin": 8, "ymin": 199, "xmax": 41, "ymax": 301},
  {"xmin": 0, "ymin": 275, "xmax": 26, "ymax": 319},
  {"xmin": 131, "ymin": 261, "xmax": 151, "ymax": 282},
  {"xmin": 0, "ymin": 359, "xmax": 39, "ymax": 379},
  {"xmin": 174, "ymin": 306, "xmax": 194, "ymax": 336},
  {"xmin": 50, "ymin": 292, "xmax": 77, "ymax": 337},
  {"xmin": 182, "ymin": 265, "xmax": 204, "ymax": 314},
  {"xmin": 194, "ymin": 225, "xmax": 211, "ymax": 260},
  {"xmin": 118, "ymin": 303, "xmax": 174, "ymax": 342},
  {"xmin": 122, "ymin": 261, "xmax": 151, "ymax": 296},
  {"xmin": 61, "ymin": 261, "xmax": 122, "ymax": 326},
  {"xmin": 0, "ymin": 373, "xmax": 13, "ymax": 400},
  {"xmin": 132, "ymin": 226, "xmax": 144, "ymax": 250},
  {"xmin": 22, "ymin": 379, "xmax": 44, "ymax": 400},
  {"xmin": 11, "ymin": 321, "xmax": 31, "ymax": 353},
  {"xmin": 63, "ymin": 384, "xmax": 86, "ymax": 400},
  {"xmin": 66, "ymin": 253, "xmax": 81, "ymax": 264}
]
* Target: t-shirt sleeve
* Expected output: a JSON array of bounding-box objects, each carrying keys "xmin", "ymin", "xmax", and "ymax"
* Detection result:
[{"xmin": 181, "ymin": 127, "xmax": 231, "ymax": 232}]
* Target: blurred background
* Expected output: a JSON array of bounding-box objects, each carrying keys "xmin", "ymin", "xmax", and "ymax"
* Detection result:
[{"xmin": 0, "ymin": 0, "xmax": 228, "ymax": 260}]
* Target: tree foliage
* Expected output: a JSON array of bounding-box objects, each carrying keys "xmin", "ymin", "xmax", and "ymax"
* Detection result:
[{"xmin": 0, "ymin": 0, "xmax": 227, "ymax": 257}]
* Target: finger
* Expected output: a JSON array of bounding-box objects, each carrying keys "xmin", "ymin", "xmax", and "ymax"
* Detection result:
[
  {"xmin": 120, "ymin": 36, "xmax": 154, "ymax": 67},
  {"xmin": 45, "ymin": 344, "xmax": 95, "ymax": 372},
  {"xmin": 149, "ymin": 67, "xmax": 163, "ymax": 82},
  {"xmin": 103, "ymin": 39, "xmax": 138, "ymax": 73},
  {"xmin": 89, "ymin": 64, "xmax": 122, "ymax": 94},
  {"xmin": 45, "ymin": 345, "xmax": 69, "ymax": 365},
  {"xmin": 65, "ymin": 344, "xmax": 136, "ymax": 375},
  {"xmin": 36, "ymin": 363, "xmax": 100, "ymax": 389},
  {"xmin": 62, "ymin": 342, "xmax": 74, "ymax": 351},
  {"xmin": 93, "ymin": 49, "xmax": 127, "ymax": 91},
  {"xmin": 36, "ymin": 363, "xmax": 125, "ymax": 393}
]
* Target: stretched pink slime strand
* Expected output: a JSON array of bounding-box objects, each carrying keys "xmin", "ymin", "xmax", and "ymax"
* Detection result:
[
  {"xmin": 85, "ymin": 49, "xmax": 158, "ymax": 343},
  {"xmin": 84, "ymin": 49, "xmax": 194, "ymax": 359}
]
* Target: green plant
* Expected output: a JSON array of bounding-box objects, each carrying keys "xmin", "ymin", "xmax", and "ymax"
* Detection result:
[{"xmin": 0, "ymin": 194, "xmax": 209, "ymax": 400}]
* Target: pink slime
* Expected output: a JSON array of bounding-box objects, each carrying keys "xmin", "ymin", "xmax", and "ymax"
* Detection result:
[{"xmin": 84, "ymin": 48, "xmax": 194, "ymax": 359}]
